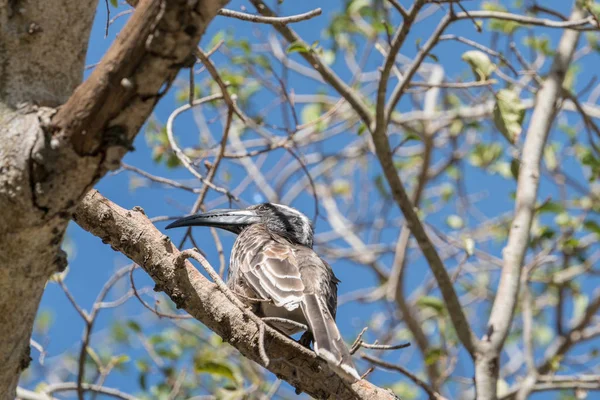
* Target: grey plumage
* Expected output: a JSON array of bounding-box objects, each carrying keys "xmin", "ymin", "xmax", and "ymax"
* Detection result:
[{"xmin": 166, "ymin": 203, "xmax": 360, "ymax": 382}]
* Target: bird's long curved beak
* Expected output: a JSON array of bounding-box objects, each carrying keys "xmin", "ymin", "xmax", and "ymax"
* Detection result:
[{"xmin": 165, "ymin": 209, "xmax": 260, "ymax": 230}]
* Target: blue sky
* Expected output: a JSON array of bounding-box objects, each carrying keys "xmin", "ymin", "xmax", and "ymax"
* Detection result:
[{"xmin": 22, "ymin": 1, "xmax": 600, "ymax": 399}]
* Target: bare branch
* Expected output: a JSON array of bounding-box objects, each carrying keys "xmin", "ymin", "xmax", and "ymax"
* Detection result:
[
  {"xmin": 73, "ymin": 190, "xmax": 397, "ymax": 400},
  {"xmin": 250, "ymin": 0, "xmax": 374, "ymax": 129},
  {"xmin": 457, "ymin": 10, "xmax": 596, "ymax": 30},
  {"xmin": 361, "ymin": 353, "xmax": 448, "ymax": 400},
  {"xmin": 478, "ymin": 5, "xmax": 585, "ymax": 400},
  {"xmin": 485, "ymin": 6, "xmax": 584, "ymax": 352},
  {"xmin": 218, "ymin": 8, "xmax": 321, "ymax": 24},
  {"xmin": 370, "ymin": 9, "xmax": 478, "ymax": 360}
]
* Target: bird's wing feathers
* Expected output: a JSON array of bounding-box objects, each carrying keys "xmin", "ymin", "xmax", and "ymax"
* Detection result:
[
  {"xmin": 241, "ymin": 240, "xmax": 305, "ymax": 310},
  {"xmin": 301, "ymin": 292, "xmax": 360, "ymax": 382},
  {"xmin": 296, "ymin": 251, "xmax": 360, "ymax": 382},
  {"xmin": 234, "ymin": 226, "xmax": 359, "ymax": 382}
]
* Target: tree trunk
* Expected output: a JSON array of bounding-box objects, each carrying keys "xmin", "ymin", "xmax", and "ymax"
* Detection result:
[{"xmin": 0, "ymin": 0, "xmax": 227, "ymax": 397}]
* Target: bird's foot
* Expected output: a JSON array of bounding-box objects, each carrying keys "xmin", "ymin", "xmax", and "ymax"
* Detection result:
[{"xmin": 298, "ymin": 331, "xmax": 314, "ymax": 350}]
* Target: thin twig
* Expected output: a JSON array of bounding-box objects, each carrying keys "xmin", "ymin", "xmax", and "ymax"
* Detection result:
[
  {"xmin": 176, "ymin": 249, "xmax": 271, "ymax": 366},
  {"xmin": 361, "ymin": 353, "xmax": 447, "ymax": 400},
  {"xmin": 218, "ymin": 8, "xmax": 322, "ymax": 25},
  {"xmin": 44, "ymin": 382, "xmax": 139, "ymax": 400}
]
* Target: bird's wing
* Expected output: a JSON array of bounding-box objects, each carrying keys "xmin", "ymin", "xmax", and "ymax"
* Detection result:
[
  {"xmin": 240, "ymin": 239, "xmax": 305, "ymax": 310},
  {"xmin": 295, "ymin": 249, "xmax": 360, "ymax": 382}
]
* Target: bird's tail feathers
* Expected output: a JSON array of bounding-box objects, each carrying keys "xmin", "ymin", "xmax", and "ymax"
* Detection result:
[{"xmin": 301, "ymin": 293, "xmax": 360, "ymax": 382}]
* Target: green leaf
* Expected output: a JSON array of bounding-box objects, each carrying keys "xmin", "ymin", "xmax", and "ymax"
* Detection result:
[
  {"xmin": 426, "ymin": 53, "xmax": 439, "ymax": 63},
  {"xmin": 544, "ymin": 145, "xmax": 558, "ymax": 171},
  {"xmin": 424, "ymin": 347, "xmax": 445, "ymax": 365},
  {"xmin": 404, "ymin": 131, "xmax": 422, "ymax": 142},
  {"xmin": 536, "ymin": 200, "xmax": 565, "ymax": 215},
  {"xmin": 446, "ymin": 214, "xmax": 464, "ymax": 230},
  {"xmin": 510, "ymin": 158, "xmax": 520, "ymax": 180},
  {"xmin": 390, "ymin": 382, "xmax": 419, "ymax": 399},
  {"xmin": 301, "ymin": 103, "xmax": 321, "ymax": 125},
  {"xmin": 321, "ymin": 49, "xmax": 336, "ymax": 66},
  {"xmin": 215, "ymin": 388, "xmax": 248, "ymax": 400},
  {"xmin": 589, "ymin": 2, "xmax": 600, "ymax": 19},
  {"xmin": 110, "ymin": 0, "xmax": 118, "ymax": 7},
  {"xmin": 533, "ymin": 325, "xmax": 553, "ymax": 346},
  {"xmin": 136, "ymin": 359, "xmax": 150, "ymax": 373},
  {"xmin": 111, "ymin": 323, "xmax": 129, "ymax": 343},
  {"xmin": 331, "ymin": 180, "xmax": 352, "ymax": 196},
  {"xmin": 416, "ymin": 296, "xmax": 446, "ymax": 315},
  {"xmin": 586, "ymin": 32, "xmax": 600, "ymax": 52},
  {"xmin": 138, "ymin": 372, "xmax": 147, "ymax": 390},
  {"xmin": 449, "ymin": 119, "xmax": 463, "ymax": 137},
  {"xmin": 549, "ymin": 355, "xmax": 563, "ymax": 372},
  {"xmin": 301, "ymin": 103, "xmax": 327, "ymax": 132},
  {"xmin": 357, "ymin": 124, "xmax": 366, "ymax": 136},
  {"xmin": 579, "ymin": 196, "xmax": 593, "ymax": 210},
  {"xmin": 464, "ymin": 237, "xmax": 475, "ymax": 256},
  {"xmin": 165, "ymin": 153, "xmax": 181, "ymax": 169},
  {"xmin": 461, "ymin": 50, "xmax": 496, "ymax": 81},
  {"xmin": 523, "ymin": 35, "xmax": 554, "ymax": 56},
  {"xmin": 482, "ymin": 2, "xmax": 521, "ymax": 33},
  {"xmin": 469, "ymin": 143, "xmax": 503, "ymax": 168},
  {"xmin": 492, "ymin": 162, "xmax": 512, "ymax": 179},
  {"xmin": 441, "ymin": 183, "xmax": 454, "ymax": 202},
  {"xmin": 126, "ymin": 320, "xmax": 142, "ymax": 333},
  {"xmin": 348, "ymin": 0, "xmax": 370, "ymax": 14},
  {"xmin": 113, "ymin": 355, "xmax": 131, "ymax": 366},
  {"xmin": 563, "ymin": 64, "xmax": 580, "ymax": 91},
  {"xmin": 34, "ymin": 310, "xmax": 54, "ymax": 334},
  {"xmin": 493, "ymin": 89, "xmax": 525, "ymax": 144},
  {"xmin": 573, "ymin": 294, "xmax": 589, "ymax": 322},
  {"xmin": 554, "ymin": 212, "xmax": 570, "ymax": 227},
  {"xmin": 286, "ymin": 41, "xmax": 310, "ymax": 54},
  {"xmin": 86, "ymin": 347, "xmax": 101, "ymax": 366},
  {"xmin": 579, "ymin": 148, "xmax": 600, "ymax": 181},
  {"xmin": 583, "ymin": 219, "xmax": 600, "ymax": 236},
  {"xmin": 194, "ymin": 360, "xmax": 241, "ymax": 386},
  {"xmin": 374, "ymin": 175, "xmax": 390, "ymax": 198},
  {"xmin": 209, "ymin": 30, "xmax": 225, "ymax": 49}
]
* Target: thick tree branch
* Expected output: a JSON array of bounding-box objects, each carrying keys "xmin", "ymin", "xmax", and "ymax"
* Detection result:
[
  {"xmin": 369, "ymin": 10, "xmax": 478, "ymax": 360},
  {"xmin": 476, "ymin": 5, "xmax": 585, "ymax": 400},
  {"xmin": 0, "ymin": 1, "xmax": 229, "ymax": 397},
  {"xmin": 51, "ymin": 0, "xmax": 228, "ymax": 163},
  {"xmin": 484, "ymin": 5, "xmax": 584, "ymax": 354},
  {"xmin": 73, "ymin": 190, "xmax": 397, "ymax": 400}
]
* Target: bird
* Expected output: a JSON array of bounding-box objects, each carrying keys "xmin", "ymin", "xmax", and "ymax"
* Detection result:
[{"xmin": 166, "ymin": 203, "xmax": 360, "ymax": 382}]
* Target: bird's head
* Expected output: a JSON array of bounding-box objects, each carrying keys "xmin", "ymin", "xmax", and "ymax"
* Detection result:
[{"xmin": 165, "ymin": 203, "xmax": 314, "ymax": 247}]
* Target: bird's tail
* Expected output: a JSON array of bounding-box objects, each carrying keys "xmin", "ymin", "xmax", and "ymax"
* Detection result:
[{"xmin": 301, "ymin": 293, "xmax": 360, "ymax": 382}]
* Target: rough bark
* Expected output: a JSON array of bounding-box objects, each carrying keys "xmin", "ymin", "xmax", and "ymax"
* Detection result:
[
  {"xmin": 74, "ymin": 190, "xmax": 397, "ymax": 400},
  {"xmin": 0, "ymin": 0, "xmax": 228, "ymax": 397}
]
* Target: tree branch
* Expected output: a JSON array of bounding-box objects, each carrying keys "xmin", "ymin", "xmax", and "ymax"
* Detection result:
[
  {"xmin": 73, "ymin": 190, "xmax": 397, "ymax": 400},
  {"xmin": 369, "ymin": 8, "xmax": 478, "ymax": 359},
  {"xmin": 249, "ymin": 0, "xmax": 374, "ymax": 130},
  {"xmin": 0, "ymin": 1, "xmax": 229, "ymax": 398},
  {"xmin": 218, "ymin": 8, "xmax": 321, "ymax": 24},
  {"xmin": 484, "ymin": 5, "xmax": 584, "ymax": 353},
  {"xmin": 361, "ymin": 353, "xmax": 448, "ymax": 400},
  {"xmin": 457, "ymin": 10, "xmax": 595, "ymax": 30},
  {"xmin": 476, "ymin": 5, "xmax": 585, "ymax": 400},
  {"xmin": 51, "ymin": 0, "xmax": 229, "ymax": 164}
]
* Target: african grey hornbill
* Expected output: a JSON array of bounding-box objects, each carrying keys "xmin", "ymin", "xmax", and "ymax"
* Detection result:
[{"xmin": 166, "ymin": 203, "xmax": 360, "ymax": 382}]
